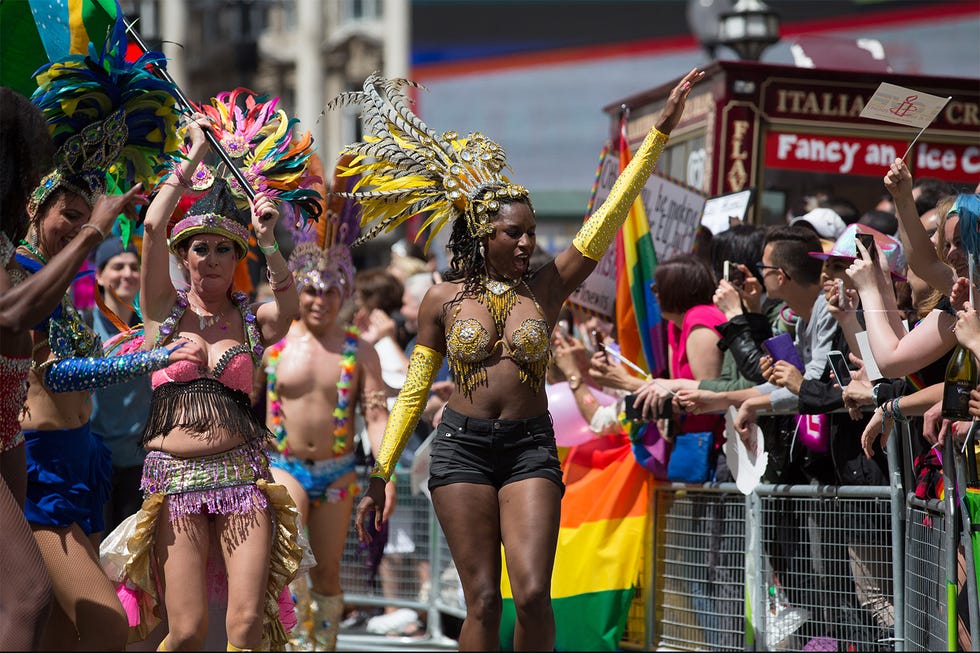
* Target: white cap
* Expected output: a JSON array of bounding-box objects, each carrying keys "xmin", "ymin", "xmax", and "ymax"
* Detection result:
[{"xmin": 791, "ymin": 207, "xmax": 848, "ymax": 240}]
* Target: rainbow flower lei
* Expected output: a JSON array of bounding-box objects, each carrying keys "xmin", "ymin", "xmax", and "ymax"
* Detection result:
[
  {"xmin": 266, "ymin": 325, "xmax": 359, "ymax": 455},
  {"xmin": 332, "ymin": 325, "xmax": 360, "ymax": 454}
]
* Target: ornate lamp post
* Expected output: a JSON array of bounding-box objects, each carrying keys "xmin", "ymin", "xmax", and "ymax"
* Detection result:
[{"xmin": 717, "ymin": 0, "xmax": 780, "ymax": 61}]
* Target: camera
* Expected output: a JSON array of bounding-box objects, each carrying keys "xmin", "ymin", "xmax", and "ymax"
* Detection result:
[{"xmin": 624, "ymin": 393, "xmax": 671, "ymax": 421}]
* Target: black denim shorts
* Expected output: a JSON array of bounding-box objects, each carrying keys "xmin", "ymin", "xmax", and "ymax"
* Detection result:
[{"xmin": 428, "ymin": 407, "xmax": 564, "ymax": 495}]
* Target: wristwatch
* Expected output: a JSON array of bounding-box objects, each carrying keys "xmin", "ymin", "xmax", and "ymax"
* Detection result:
[
  {"xmin": 871, "ymin": 382, "xmax": 881, "ymax": 408},
  {"xmin": 568, "ymin": 375, "xmax": 582, "ymax": 390}
]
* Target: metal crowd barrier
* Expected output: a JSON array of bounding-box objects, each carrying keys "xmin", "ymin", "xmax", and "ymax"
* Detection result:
[{"xmin": 326, "ymin": 422, "xmax": 978, "ymax": 652}]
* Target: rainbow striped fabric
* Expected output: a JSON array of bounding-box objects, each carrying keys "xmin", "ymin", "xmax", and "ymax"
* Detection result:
[
  {"xmin": 613, "ymin": 114, "xmax": 666, "ymax": 378},
  {"xmin": 500, "ymin": 436, "xmax": 651, "ymax": 650}
]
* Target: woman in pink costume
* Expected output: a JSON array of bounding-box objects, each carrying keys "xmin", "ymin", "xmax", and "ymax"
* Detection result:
[{"xmin": 122, "ymin": 115, "xmax": 304, "ymax": 651}]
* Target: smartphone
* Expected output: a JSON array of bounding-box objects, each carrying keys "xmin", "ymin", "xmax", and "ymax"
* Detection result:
[
  {"xmin": 624, "ymin": 393, "xmax": 671, "ymax": 421},
  {"xmin": 827, "ymin": 350, "xmax": 852, "ymax": 387},
  {"xmin": 591, "ymin": 328, "xmax": 608, "ymax": 360},
  {"xmin": 761, "ymin": 333, "xmax": 805, "ymax": 371},
  {"xmin": 723, "ymin": 260, "xmax": 731, "ymax": 282},
  {"xmin": 856, "ymin": 233, "xmax": 877, "ymax": 264}
]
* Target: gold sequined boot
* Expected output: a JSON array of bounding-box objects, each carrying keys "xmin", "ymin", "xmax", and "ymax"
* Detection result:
[
  {"xmin": 286, "ymin": 574, "xmax": 314, "ymax": 651},
  {"xmin": 310, "ymin": 592, "xmax": 344, "ymax": 651}
]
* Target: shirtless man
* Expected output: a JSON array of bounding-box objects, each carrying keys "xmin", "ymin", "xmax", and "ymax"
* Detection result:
[{"xmin": 262, "ymin": 240, "xmax": 395, "ymax": 650}]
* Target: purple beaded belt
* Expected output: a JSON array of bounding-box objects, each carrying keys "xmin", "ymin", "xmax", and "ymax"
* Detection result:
[{"xmin": 141, "ymin": 441, "xmax": 272, "ymax": 522}]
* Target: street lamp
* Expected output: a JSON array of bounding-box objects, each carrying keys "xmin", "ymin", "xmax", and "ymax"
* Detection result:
[{"xmin": 718, "ymin": 0, "xmax": 780, "ymax": 61}]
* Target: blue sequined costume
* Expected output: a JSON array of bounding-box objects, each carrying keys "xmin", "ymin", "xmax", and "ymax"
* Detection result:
[{"xmin": 18, "ymin": 254, "xmax": 173, "ymax": 531}]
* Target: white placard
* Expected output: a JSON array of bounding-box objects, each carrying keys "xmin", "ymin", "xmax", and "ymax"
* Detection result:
[
  {"xmin": 700, "ymin": 189, "xmax": 753, "ymax": 235},
  {"xmin": 724, "ymin": 406, "xmax": 768, "ymax": 495},
  {"xmin": 855, "ymin": 331, "xmax": 883, "ymax": 381}
]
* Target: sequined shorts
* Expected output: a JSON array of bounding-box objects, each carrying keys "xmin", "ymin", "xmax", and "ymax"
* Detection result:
[
  {"xmin": 270, "ymin": 452, "xmax": 357, "ymax": 505},
  {"xmin": 141, "ymin": 442, "xmax": 272, "ymax": 522}
]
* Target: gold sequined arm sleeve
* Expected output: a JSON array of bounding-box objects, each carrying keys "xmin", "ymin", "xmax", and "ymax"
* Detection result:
[
  {"xmin": 371, "ymin": 344, "xmax": 444, "ymax": 482},
  {"xmin": 572, "ymin": 127, "xmax": 669, "ymax": 261}
]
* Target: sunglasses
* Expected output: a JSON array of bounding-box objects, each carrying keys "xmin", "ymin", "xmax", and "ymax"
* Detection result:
[{"xmin": 756, "ymin": 262, "xmax": 791, "ymax": 280}]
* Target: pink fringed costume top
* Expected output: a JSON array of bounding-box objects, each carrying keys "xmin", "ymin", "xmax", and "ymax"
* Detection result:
[{"xmin": 141, "ymin": 290, "xmax": 271, "ymax": 447}]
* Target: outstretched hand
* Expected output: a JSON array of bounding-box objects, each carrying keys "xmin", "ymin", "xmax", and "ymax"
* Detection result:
[{"xmin": 655, "ymin": 68, "xmax": 705, "ymax": 135}]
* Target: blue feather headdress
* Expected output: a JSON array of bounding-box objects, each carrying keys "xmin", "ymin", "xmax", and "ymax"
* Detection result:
[{"xmin": 27, "ymin": 16, "xmax": 181, "ymax": 217}]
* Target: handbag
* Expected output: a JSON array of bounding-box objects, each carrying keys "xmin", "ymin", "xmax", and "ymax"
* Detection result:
[{"xmin": 666, "ymin": 431, "xmax": 714, "ymax": 483}]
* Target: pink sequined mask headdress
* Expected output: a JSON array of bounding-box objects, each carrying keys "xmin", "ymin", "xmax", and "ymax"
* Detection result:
[{"xmin": 287, "ymin": 155, "xmax": 361, "ymax": 299}]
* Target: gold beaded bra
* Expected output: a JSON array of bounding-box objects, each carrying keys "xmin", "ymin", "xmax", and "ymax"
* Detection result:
[{"xmin": 445, "ymin": 278, "xmax": 550, "ymax": 397}]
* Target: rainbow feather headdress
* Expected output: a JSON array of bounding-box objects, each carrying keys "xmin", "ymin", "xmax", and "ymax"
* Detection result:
[
  {"xmin": 28, "ymin": 16, "xmax": 181, "ymax": 217},
  {"xmin": 192, "ymin": 88, "xmax": 322, "ymax": 225},
  {"xmin": 287, "ymin": 155, "xmax": 360, "ymax": 299},
  {"xmin": 327, "ymin": 74, "xmax": 528, "ymax": 251}
]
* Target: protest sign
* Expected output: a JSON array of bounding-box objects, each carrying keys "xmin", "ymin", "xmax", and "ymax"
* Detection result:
[{"xmin": 700, "ymin": 189, "xmax": 753, "ymax": 235}]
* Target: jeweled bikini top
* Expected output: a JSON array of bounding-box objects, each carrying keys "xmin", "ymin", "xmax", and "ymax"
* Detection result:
[
  {"xmin": 445, "ymin": 278, "xmax": 550, "ymax": 396},
  {"xmin": 151, "ymin": 290, "xmax": 263, "ymax": 394}
]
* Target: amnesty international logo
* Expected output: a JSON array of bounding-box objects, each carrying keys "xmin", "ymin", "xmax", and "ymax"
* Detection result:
[{"xmin": 860, "ymin": 82, "xmax": 950, "ymax": 129}]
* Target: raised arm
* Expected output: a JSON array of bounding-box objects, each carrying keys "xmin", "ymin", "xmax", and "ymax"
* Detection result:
[
  {"xmin": 848, "ymin": 241, "xmax": 955, "ymax": 377},
  {"xmin": 140, "ymin": 115, "xmax": 211, "ymax": 323},
  {"xmin": 552, "ymin": 68, "xmax": 704, "ymax": 296},
  {"xmin": 251, "ymin": 193, "xmax": 299, "ymax": 343},
  {"xmin": 885, "ymin": 158, "xmax": 955, "ymax": 295}
]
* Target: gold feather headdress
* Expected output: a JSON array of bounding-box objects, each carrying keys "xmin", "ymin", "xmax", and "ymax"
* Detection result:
[{"xmin": 327, "ymin": 74, "xmax": 528, "ymax": 251}]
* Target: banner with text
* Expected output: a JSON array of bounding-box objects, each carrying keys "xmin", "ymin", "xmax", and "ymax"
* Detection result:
[
  {"xmin": 569, "ymin": 155, "xmax": 706, "ymax": 320},
  {"xmin": 766, "ymin": 131, "xmax": 979, "ymax": 182},
  {"xmin": 766, "ymin": 132, "xmax": 908, "ymax": 176}
]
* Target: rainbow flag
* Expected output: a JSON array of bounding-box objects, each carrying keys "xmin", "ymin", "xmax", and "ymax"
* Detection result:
[
  {"xmin": 500, "ymin": 436, "xmax": 651, "ymax": 650},
  {"xmin": 613, "ymin": 114, "xmax": 666, "ymax": 377},
  {"xmin": 0, "ymin": 0, "xmax": 120, "ymax": 97}
]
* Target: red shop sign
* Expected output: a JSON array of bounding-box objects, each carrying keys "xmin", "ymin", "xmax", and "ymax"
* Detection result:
[
  {"xmin": 765, "ymin": 132, "xmax": 907, "ymax": 176},
  {"xmin": 912, "ymin": 142, "xmax": 980, "ymax": 183}
]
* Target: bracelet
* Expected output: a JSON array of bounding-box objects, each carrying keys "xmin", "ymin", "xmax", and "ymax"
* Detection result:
[
  {"xmin": 266, "ymin": 266, "xmax": 291, "ymax": 288},
  {"xmin": 79, "ymin": 223, "xmax": 106, "ymax": 242},
  {"xmin": 259, "ymin": 241, "xmax": 279, "ymax": 255},
  {"xmin": 171, "ymin": 164, "xmax": 194, "ymax": 191},
  {"xmin": 883, "ymin": 397, "xmax": 908, "ymax": 423},
  {"xmin": 271, "ymin": 275, "xmax": 294, "ymax": 293},
  {"xmin": 265, "ymin": 265, "xmax": 293, "ymax": 284}
]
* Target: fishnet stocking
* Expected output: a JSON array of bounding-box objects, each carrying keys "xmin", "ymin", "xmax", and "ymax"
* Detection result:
[
  {"xmin": 0, "ymin": 476, "xmax": 50, "ymax": 649},
  {"xmin": 33, "ymin": 524, "xmax": 129, "ymax": 650}
]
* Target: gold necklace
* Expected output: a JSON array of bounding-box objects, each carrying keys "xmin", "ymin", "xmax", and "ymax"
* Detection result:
[{"xmin": 480, "ymin": 275, "xmax": 520, "ymax": 334}]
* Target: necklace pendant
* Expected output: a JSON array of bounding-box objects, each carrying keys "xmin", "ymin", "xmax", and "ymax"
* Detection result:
[
  {"xmin": 485, "ymin": 278, "xmax": 516, "ymax": 296},
  {"xmin": 199, "ymin": 316, "xmax": 208, "ymax": 330}
]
